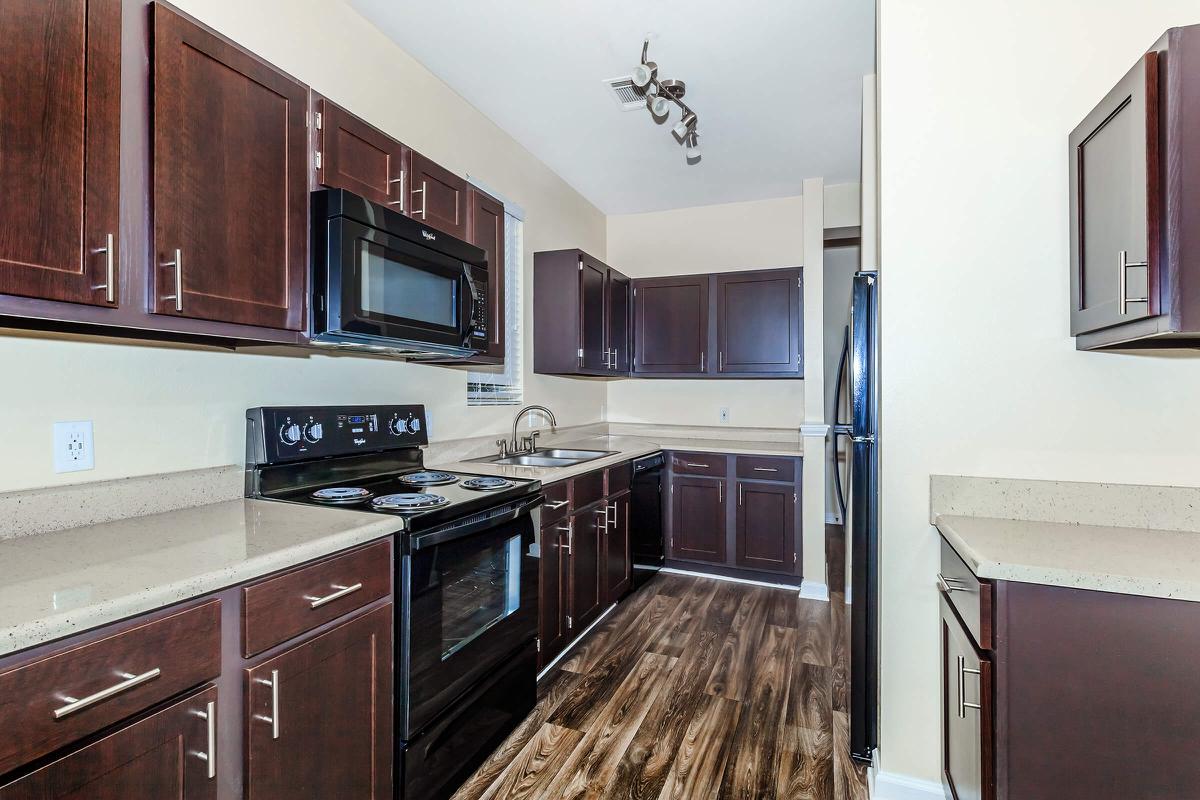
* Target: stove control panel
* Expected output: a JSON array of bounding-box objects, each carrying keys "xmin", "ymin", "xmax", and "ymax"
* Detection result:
[{"xmin": 247, "ymin": 404, "xmax": 428, "ymax": 464}]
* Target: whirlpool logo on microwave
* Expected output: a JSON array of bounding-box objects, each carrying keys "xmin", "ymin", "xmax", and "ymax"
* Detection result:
[{"xmin": 421, "ymin": 230, "xmax": 437, "ymax": 241}]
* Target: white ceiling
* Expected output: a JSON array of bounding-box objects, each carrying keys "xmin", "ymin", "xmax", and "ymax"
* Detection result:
[{"xmin": 349, "ymin": 0, "xmax": 875, "ymax": 215}]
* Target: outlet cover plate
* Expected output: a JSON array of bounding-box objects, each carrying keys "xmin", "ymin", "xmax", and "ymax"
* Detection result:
[
  {"xmin": 53, "ymin": 421, "xmax": 94, "ymax": 473},
  {"xmin": 719, "ymin": 407, "xmax": 730, "ymax": 423}
]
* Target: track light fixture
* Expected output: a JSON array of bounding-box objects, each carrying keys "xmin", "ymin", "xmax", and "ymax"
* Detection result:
[{"xmin": 633, "ymin": 37, "xmax": 701, "ymax": 163}]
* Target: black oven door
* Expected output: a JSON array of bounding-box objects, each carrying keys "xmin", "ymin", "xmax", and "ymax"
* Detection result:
[
  {"xmin": 400, "ymin": 497, "xmax": 540, "ymax": 739},
  {"xmin": 327, "ymin": 217, "xmax": 473, "ymax": 348}
]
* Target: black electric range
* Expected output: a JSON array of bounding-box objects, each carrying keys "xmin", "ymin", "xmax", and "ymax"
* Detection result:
[{"xmin": 245, "ymin": 404, "xmax": 543, "ymax": 800}]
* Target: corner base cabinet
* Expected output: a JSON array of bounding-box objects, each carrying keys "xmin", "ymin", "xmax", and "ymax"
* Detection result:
[{"xmin": 938, "ymin": 534, "xmax": 1200, "ymax": 799}]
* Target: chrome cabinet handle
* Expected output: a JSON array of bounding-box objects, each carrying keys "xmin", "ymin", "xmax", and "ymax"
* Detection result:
[
  {"xmin": 957, "ymin": 655, "xmax": 982, "ymax": 718},
  {"xmin": 937, "ymin": 573, "xmax": 968, "ymax": 593},
  {"xmin": 53, "ymin": 668, "xmax": 162, "ymax": 719},
  {"xmin": 685, "ymin": 462, "xmax": 709, "ymax": 468},
  {"xmin": 271, "ymin": 669, "xmax": 280, "ymax": 739},
  {"xmin": 162, "ymin": 249, "xmax": 183, "ymax": 311},
  {"xmin": 558, "ymin": 524, "xmax": 572, "ymax": 554},
  {"xmin": 1118, "ymin": 250, "xmax": 1150, "ymax": 315},
  {"xmin": 718, "ymin": 482, "xmax": 723, "ymax": 503},
  {"xmin": 607, "ymin": 503, "xmax": 617, "ymax": 529},
  {"xmin": 700, "ymin": 352, "xmax": 706, "ymax": 372},
  {"xmin": 307, "ymin": 582, "xmax": 363, "ymax": 609},
  {"xmin": 738, "ymin": 484, "xmax": 743, "ymax": 506},
  {"xmin": 596, "ymin": 506, "xmax": 608, "ymax": 530},
  {"xmin": 412, "ymin": 180, "xmax": 427, "ymax": 218},
  {"xmin": 204, "ymin": 699, "xmax": 217, "ymax": 779},
  {"xmin": 545, "ymin": 499, "xmax": 569, "ymax": 510},
  {"xmin": 719, "ymin": 351, "xmax": 724, "ymax": 371},
  {"xmin": 753, "ymin": 467, "xmax": 779, "ymax": 473},
  {"xmin": 388, "ymin": 169, "xmax": 405, "ymax": 209},
  {"xmin": 92, "ymin": 233, "xmax": 115, "ymax": 303}
]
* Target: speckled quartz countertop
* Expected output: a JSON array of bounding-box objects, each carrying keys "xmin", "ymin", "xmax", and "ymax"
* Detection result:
[
  {"xmin": 429, "ymin": 431, "xmax": 804, "ymax": 484},
  {"xmin": 935, "ymin": 514, "xmax": 1200, "ymax": 602},
  {"xmin": 0, "ymin": 499, "xmax": 398, "ymax": 657}
]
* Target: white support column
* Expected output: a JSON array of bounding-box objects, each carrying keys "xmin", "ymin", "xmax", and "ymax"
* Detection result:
[{"xmin": 800, "ymin": 176, "xmax": 829, "ymax": 598}]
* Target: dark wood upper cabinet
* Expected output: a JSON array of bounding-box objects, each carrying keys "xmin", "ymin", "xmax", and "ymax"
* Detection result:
[
  {"xmin": 0, "ymin": 686, "xmax": 219, "ymax": 800},
  {"xmin": 246, "ymin": 604, "xmax": 393, "ymax": 800},
  {"xmin": 469, "ymin": 187, "xmax": 506, "ymax": 361},
  {"xmin": 669, "ymin": 475, "xmax": 726, "ymax": 564},
  {"xmin": 151, "ymin": 3, "xmax": 307, "ymax": 331},
  {"xmin": 533, "ymin": 249, "xmax": 631, "ymax": 376},
  {"xmin": 1071, "ymin": 25, "xmax": 1200, "ymax": 349},
  {"xmin": 633, "ymin": 275, "xmax": 709, "ymax": 375},
  {"xmin": 408, "ymin": 150, "xmax": 468, "ymax": 240},
  {"xmin": 716, "ymin": 269, "xmax": 803, "ymax": 375},
  {"xmin": 734, "ymin": 480, "xmax": 796, "ymax": 573},
  {"xmin": 314, "ymin": 96, "xmax": 406, "ymax": 209},
  {"xmin": 0, "ymin": 0, "xmax": 120, "ymax": 308}
]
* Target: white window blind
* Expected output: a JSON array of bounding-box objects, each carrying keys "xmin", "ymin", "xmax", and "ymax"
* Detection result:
[{"xmin": 467, "ymin": 210, "xmax": 523, "ymax": 405}]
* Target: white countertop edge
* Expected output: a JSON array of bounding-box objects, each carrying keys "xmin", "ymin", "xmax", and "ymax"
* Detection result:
[
  {"xmin": 0, "ymin": 519, "xmax": 397, "ymax": 658},
  {"xmin": 935, "ymin": 514, "xmax": 1200, "ymax": 604}
]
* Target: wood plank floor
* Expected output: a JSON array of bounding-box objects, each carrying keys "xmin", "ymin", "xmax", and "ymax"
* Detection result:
[{"xmin": 453, "ymin": 572, "xmax": 869, "ymax": 800}]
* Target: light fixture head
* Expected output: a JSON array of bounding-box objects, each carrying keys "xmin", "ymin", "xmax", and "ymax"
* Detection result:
[
  {"xmin": 672, "ymin": 111, "xmax": 697, "ymax": 139},
  {"xmin": 632, "ymin": 61, "xmax": 657, "ymax": 89},
  {"xmin": 648, "ymin": 95, "xmax": 671, "ymax": 117},
  {"xmin": 685, "ymin": 130, "xmax": 701, "ymax": 162}
]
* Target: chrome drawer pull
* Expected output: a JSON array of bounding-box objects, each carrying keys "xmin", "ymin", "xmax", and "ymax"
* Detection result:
[
  {"xmin": 753, "ymin": 467, "xmax": 779, "ymax": 473},
  {"xmin": 53, "ymin": 668, "xmax": 162, "ymax": 719},
  {"xmin": 957, "ymin": 655, "xmax": 982, "ymax": 718},
  {"xmin": 307, "ymin": 582, "xmax": 363, "ymax": 609},
  {"xmin": 684, "ymin": 462, "xmax": 709, "ymax": 468},
  {"xmin": 937, "ymin": 573, "xmax": 967, "ymax": 593},
  {"xmin": 545, "ymin": 499, "xmax": 569, "ymax": 510}
]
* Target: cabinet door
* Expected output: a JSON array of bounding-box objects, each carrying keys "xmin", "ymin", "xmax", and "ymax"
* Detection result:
[
  {"xmin": 408, "ymin": 150, "xmax": 468, "ymax": 239},
  {"xmin": 1068, "ymin": 52, "xmax": 1160, "ymax": 336},
  {"xmin": 570, "ymin": 508, "xmax": 605, "ymax": 633},
  {"xmin": 604, "ymin": 491, "xmax": 632, "ymax": 602},
  {"xmin": 941, "ymin": 597, "xmax": 994, "ymax": 800},
  {"xmin": 579, "ymin": 255, "xmax": 608, "ymax": 371},
  {"xmin": 735, "ymin": 480, "xmax": 796, "ymax": 573},
  {"xmin": 606, "ymin": 269, "xmax": 631, "ymax": 373},
  {"xmin": 0, "ymin": 686, "xmax": 218, "ymax": 800},
  {"xmin": 315, "ymin": 97, "xmax": 406, "ymax": 209},
  {"xmin": 716, "ymin": 269, "xmax": 802, "ymax": 375},
  {"xmin": 246, "ymin": 604, "xmax": 392, "ymax": 800},
  {"xmin": 539, "ymin": 521, "xmax": 570, "ymax": 669},
  {"xmin": 152, "ymin": 5, "xmax": 308, "ymax": 331},
  {"xmin": 633, "ymin": 275, "xmax": 709, "ymax": 374},
  {"xmin": 469, "ymin": 187, "xmax": 506, "ymax": 360},
  {"xmin": 669, "ymin": 475, "xmax": 726, "ymax": 563},
  {"xmin": 0, "ymin": 0, "xmax": 120, "ymax": 307}
]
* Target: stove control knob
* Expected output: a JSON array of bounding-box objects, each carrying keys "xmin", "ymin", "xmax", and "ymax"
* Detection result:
[
  {"xmin": 279, "ymin": 423, "xmax": 302, "ymax": 446},
  {"xmin": 304, "ymin": 422, "xmax": 324, "ymax": 444},
  {"xmin": 388, "ymin": 416, "xmax": 407, "ymax": 436},
  {"xmin": 406, "ymin": 416, "xmax": 422, "ymax": 434}
]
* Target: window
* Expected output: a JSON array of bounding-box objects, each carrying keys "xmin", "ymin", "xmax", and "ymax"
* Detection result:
[{"xmin": 467, "ymin": 203, "xmax": 524, "ymax": 406}]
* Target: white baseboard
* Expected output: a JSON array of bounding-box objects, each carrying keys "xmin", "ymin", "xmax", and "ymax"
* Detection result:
[
  {"xmin": 872, "ymin": 771, "xmax": 943, "ymax": 800},
  {"xmin": 799, "ymin": 580, "xmax": 830, "ymax": 601},
  {"xmin": 659, "ymin": 567, "xmax": 800, "ymax": 592}
]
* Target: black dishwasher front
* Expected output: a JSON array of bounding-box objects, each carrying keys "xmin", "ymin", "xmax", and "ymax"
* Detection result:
[{"xmin": 630, "ymin": 452, "xmax": 666, "ymax": 589}]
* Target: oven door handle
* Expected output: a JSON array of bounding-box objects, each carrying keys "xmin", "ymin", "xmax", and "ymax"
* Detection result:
[{"xmin": 408, "ymin": 495, "xmax": 544, "ymax": 551}]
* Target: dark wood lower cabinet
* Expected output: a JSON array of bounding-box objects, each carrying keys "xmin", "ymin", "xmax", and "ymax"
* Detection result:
[
  {"xmin": 941, "ymin": 595, "xmax": 993, "ymax": 800},
  {"xmin": 0, "ymin": 686, "xmax": 218, "ymax": 800},
  {"xmin": 538, "ymin": 517, "xmax": 570, "ymax": 669},
  {"xmin": 604, "ymin": 491, "xmax": 632, "ymax": 601},
  {"xmin": 245, "ymin": 604, "xmax": 392, "ymax": 800},
  {"xmin": 670, "ymin": 476, "xmax": 726, "ymax": 564},
  {"xmin": 570, "ymin": 505, "xmax": 605, "ymax": 634},
  {"xmin": 735, "ymin": 480, "xmax": 796, "ymax": 573}
]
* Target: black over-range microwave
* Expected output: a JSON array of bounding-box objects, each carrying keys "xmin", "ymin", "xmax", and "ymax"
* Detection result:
[{"xmin": 310, "ymin": 188, "xmax": 488, "ymax": 360}]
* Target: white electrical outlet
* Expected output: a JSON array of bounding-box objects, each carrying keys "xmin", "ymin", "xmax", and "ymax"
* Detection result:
[
  {"xmin": 719, "ymin": 407, "xmax": 730, "ymax": 424},
  {"xmin": 53, "ymin": 421, "xmax": 94, "ymax": 473}
]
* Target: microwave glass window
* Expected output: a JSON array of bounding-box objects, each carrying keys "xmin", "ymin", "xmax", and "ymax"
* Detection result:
[{"xmin": 359, "ymin": 240, "xmax": 458, "ymax": 327}]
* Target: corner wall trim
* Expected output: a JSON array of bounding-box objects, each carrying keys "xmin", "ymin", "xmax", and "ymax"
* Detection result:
[
  {"xmin": 873, "ymin": 771, "xmax": 943, "ymax": 800},
  {"xmin": 799, "ymin": 580, "xmax": 830, "ymax": 601}
]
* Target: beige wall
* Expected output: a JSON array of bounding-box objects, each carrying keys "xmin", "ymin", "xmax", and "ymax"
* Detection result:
[
  {"xmin": 878, "ymin": 0, "xmax": 1200, "ymax": 787},
  {"xmin": 0, "ymin": 0, "xmax": 606, "ymax": 492},
  {"xmin": 605, "ymin": 185, "xmax": 860, "ymax": 428}
]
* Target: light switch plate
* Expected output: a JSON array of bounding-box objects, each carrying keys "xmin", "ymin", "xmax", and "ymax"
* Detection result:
[
  {"xmin": 53, "ymin": 421, "xmax": 94, "ymax": 473},
  {"xmin": 719, "ymin": 407, "xmax": 730, "ymax": 423}
]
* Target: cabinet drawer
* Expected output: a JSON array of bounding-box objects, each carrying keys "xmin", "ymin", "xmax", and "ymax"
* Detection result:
[
  {"xmin": 541, "ymin": 480, "xmax": 570, "ymax": 526},
  {"xmin": 735, "ymin": 455, "xmax": 795, "ymax": 482},
  {"xmin": 242, "ymin": 540, "xmax": 391, "ymax": 657},
  {"xmin": 670, "ymin": 452, "xmax": 727, "ymax": 477},
  {"xmin": 606, "ymin": 461, "xmax": 632, "ymax": 496},
  {"xmin": 0, "ymin": 599, "xmax": 221, "ymax": 776},
  {"xmin": 572, "ymin": 469, "xmax": 606, "ymax": 510},
  {"xmin": 939, "ymin": 536, "xmax": 993, "ymax": 650}
]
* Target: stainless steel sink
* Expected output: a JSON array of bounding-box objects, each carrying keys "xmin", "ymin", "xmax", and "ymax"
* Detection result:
[{"xmin": 468, "ymin": 447, "xmax": 615, "ymax": 468}]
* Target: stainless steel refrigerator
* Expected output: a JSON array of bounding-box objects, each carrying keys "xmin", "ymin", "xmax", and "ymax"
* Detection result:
[{"xmin": 833, "ymin": 270, "xmax": 879, "ymax": 764}]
